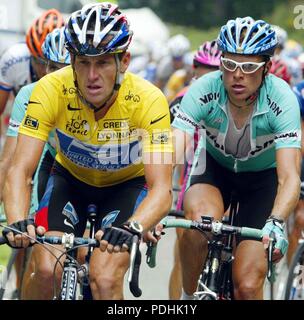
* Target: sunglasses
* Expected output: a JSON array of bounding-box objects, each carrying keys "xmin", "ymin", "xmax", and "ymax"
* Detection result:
[{"xmin": 221, "ymin": 57, "xmax": 265, "ymax": 74}]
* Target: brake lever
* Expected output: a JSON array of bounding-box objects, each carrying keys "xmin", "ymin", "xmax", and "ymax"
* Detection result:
[
  {"xmin": 267, "ymin": 231, "xmax": 276, "ymax": 283},
  {"xmin": 128, "ymin": 235, "xmax": 142, "ymax": 297}
]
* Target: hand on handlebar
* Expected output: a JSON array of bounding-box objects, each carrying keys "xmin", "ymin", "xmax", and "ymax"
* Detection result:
[
  {"xmin": 262, "ymin": 218, "xmax": 288, "ymax": 263},
  {"xmin": 2, "ymin": 218, "xmax": 46, "ymax": 248},
  {"xmin": 142, "ymin": 223, "xmax": 164, "ymax": 244},
  {"xmin": 95, "ymin": 224, "xmax": 141, "ymax": 254}
]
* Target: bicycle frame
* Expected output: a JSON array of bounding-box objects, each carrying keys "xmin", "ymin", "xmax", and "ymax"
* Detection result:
[
  {"xmin": 59, "ymin": 204, "xmax": 98, "ymax": 300},
  {"xmin": 166, "ymin": 192, "xmax": 275, "ymax": 300},
  {"xmin": 0, "ymin": 204, "xmax": 142, "ymax": 300},
  {"xmin": 59, "ymin": 234, "xmax": 78, "ymax": 300},
  {"xmin": 194, "ymin": 194, "xmax": 238, "ymax": 300}
]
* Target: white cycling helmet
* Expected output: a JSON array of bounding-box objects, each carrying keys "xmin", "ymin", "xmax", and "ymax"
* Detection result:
[
  {"xmin": 42, "ymin": 27, "xmax": 71, "ymax": 64},
  {"xmin": 272, "ymin": 25, "xmax": 288, "ymax": 49},
  {"xmin": 167, "ymin": 34, "xmax": 190, "ymax": 58},
  {"xmin": 65, "ymin": 2, "xmax": 133, "ymax": 56}
]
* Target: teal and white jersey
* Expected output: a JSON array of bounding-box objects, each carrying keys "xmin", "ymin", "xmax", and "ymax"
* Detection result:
[
  {"xmin": 172, "ymin": 70, "xmax": 301, "ymax": 172},
  {"xmin": 7, "ymin": 82, "xmax": 56, "ymax": 157},
  {"xmin": 6, "ymin": 82, "xmax": 56, "ymax": 214}
]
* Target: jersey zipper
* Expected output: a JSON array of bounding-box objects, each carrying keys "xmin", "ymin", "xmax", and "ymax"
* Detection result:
[{"xmin": 234, "ymin": 158, "xmax": 238, "ymax": 173}]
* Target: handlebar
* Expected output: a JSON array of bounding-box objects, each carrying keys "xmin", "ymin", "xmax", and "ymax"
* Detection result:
[
  {"xmin": 0, "ymin": 234, "xmax": 100, "ymax": 247},
  {"xmin": 146, "ymin": 216, "xmax": 275, "ymax": 282},
  {"xmin": 160, "ymin": 216, "xmax": 263, "ymax": 239},
  {"xmin": 0, "ymin": 232, "xmax": 143, "ymax": 297}
]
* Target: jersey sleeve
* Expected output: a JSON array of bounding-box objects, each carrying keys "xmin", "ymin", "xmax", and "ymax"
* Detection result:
[
  {"xmin": 171, "ymin": 75, "xmax": 212, "ymax": 136},
  {"xmin": 0, "ymin": 49, "xmax": 14, "ymax": 91},
  {"xmin": 272, "ymin": 86, "xmax": 301, "ymax": 150},
  {"xmin": 19, "ymin": 77, "xmax": 57, "ymax": 142},
  {"xmin": 137, "ymin": 89, "xmax": 173, "ymax": 153},
  {"xmin": 6, "ymin": 84, "xmax": 34, "ymax": 137}
]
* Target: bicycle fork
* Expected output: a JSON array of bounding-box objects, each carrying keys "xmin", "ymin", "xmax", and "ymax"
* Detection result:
[
  {"xmin": 59, "ymin": 234, "xmax": 78, "ymax": 300},
  {"xmin": 79, "ymin": 204, "xmax": 98, "ymax": 300},
  {"xmin": 194, "ymin": 237, "xmax": 223, "ymax": 300}
]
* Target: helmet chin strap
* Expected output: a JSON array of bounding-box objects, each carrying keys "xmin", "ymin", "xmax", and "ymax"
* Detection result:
[{"xmin": 73, "ymin": 54, "xmax": 124, "ymax": 113}]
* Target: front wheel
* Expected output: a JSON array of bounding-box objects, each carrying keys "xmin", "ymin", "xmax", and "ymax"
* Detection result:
[
  {"xmin": 60, "ymin": 266, "xmax": 78, "ymax": 300},
  {"xmin": 284, "ymin": 242, "xmax": 304, "ymax": 300}
]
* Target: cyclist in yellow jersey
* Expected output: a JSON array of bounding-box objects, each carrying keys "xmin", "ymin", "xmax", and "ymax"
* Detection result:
[{"xmin": 3, "ymin": 2, "xmax": 173, "ymax": 300}]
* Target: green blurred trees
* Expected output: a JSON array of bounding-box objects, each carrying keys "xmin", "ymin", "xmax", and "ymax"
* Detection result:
[{"xmin": 118, "ymin": 0, "xmax": 286, "ymax": 29}]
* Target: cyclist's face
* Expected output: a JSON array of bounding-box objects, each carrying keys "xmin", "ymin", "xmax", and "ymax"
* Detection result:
[
  {"xmin": 31, "ymin": 56, "xmax": 47, "ymax": 80},
  {"xmin": 46, "ymin": 61, "xmax": 68, "ymax": 74},
  {"xmin": 221, "ymin": 53, "xmax": 269, "ymax": 102},
  {"xmin": 194, "ymin": 65, "xmax": 218, "ymax": 79},
  {"xmin": 74, "ymin": 53, "xmax": 129, "ymax": 106}
]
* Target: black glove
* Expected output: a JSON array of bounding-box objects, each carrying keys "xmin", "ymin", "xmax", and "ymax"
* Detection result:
[
  {"xmin": 2, "ymin": 218, "xmax": 36, "ymax": 248},
  {"xmin": 101, "ymin": 224, "xmax": 141, "ymax": 250}
]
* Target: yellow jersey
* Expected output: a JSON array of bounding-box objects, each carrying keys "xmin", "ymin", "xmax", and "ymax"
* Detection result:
[{"xmin": 19, "ymin": 66, "xmax": 173, "ymax": 187}]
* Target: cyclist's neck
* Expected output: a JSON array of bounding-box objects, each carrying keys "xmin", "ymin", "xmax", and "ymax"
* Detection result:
[
  {"xmin": 94, "ymin": 91, "xmax": 119, "ymax": 121},
  {"xmin": 227, "ymin": 91, "xmax": 258, "ymax": 112}
]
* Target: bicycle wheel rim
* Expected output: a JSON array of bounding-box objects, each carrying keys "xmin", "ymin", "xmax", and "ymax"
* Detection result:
[{"xmin": 284, "ymin": 242, "xmax": 304, "ymax": 300}]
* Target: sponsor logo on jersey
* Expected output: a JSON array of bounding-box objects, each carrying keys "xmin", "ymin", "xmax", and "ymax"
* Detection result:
[
  {"xmin": 65, "ymin": 118, "xmax": 89, "ymax": 136},
  {"xmin": 62, "ymin": 201, "xmax": 79, "ymax": 229},
  {"xmin": 101, "ymin": 210, "xmax": 120, "ymax": 228},
  {"xmin": 176, "ymin": 112, "xmax": 198, "ymax": 128},
  {"xmin": 67, "ymin": 103, "xmax": 82, "ymax": 111},
  {"xmin": 103, "ymin": 119, "xmax": 129, "ymax": 129},
  {"xmin": 124, "ymin": 90, "xmax": 140, "ymax": 102},
  {"xmin": 151, "ymin": 131, "xmax": 170, "ymax": 144},
  {"xmin": 56, "ymin": 129, "xmax": 141, "ymax": 171},
  {"xmin": 23, "ymin": 115, "xmax": 39, "ymax": 130},
  {"xmin": 8, "ymin": 119, "xmax": 20, "ymax": 131},
  {"xmin": 62, "ymin": 85, "xmax": 77, "ymax": 95},
  {"xmin": 1, "ymin": 55, "xmax": 30, "ymax": 77},
  {"xmin": 150, "ymin": 114, "xmax": 167, "ymax": 125},
  {"xmin": 199, "ymin": 92, "xmax": 220, "ymax": 105},
  {"xmin": 275, "ymin": 130, "xmax": 300, "ymax": 142},
  {"xmin": 97, "ymin": 128, "xmax": 137, "ymax": 142},
  {"xmin": 267, "ymin": 96, "xmax": 283, "ymax": 117}
]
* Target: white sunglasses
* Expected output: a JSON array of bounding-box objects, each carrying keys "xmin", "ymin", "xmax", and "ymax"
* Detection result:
[{"xmin": 221, "ymin": 57, "xmax": 266, "ymax": 74}]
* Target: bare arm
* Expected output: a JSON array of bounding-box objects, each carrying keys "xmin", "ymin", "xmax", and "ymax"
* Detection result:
[
  {"xmin": 3, "ymin": 134, "xmax": 45, "ymax": 224},
  {"xmin": 172, "ymin": 127, "xmax": 192, "ymax": 168},
  {"xmin": 0, "ymin": 90, "xmax": 10, "ymax": 115},
  {"xmin": 271, "ymin": 148, "xmax": 302, "ymax": 221},
  {"xmin": 301, "ymin": 120, "xmax": 304, "ymax": 158},
  {"xmin": 0, "ymin": 136, "xmax": 18, "ymax": 202},
  {"xmin": 128, "ymin": 152, "xmax": 173, "ymax": 231}
]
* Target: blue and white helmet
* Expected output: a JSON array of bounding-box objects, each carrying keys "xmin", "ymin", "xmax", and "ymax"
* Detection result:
[
  {"xmin": 64, "ymin": 2, "xmax": 133, "ymax": 56},
  {"xmin": 217, "ymin": 17, "xmax": 277, "ymax": 56},
  {"xmin": 42, "ymin": 27, "xmax": 71, "ymax": 64}
]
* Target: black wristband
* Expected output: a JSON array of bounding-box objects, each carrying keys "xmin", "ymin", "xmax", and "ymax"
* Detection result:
[
  {"xmin": 267, "ymin": 215, "xmax": 285, "ymax": 224},
  {"xmin": 266, "ymin": 215, "xmax": 285, "ymax": 229}
]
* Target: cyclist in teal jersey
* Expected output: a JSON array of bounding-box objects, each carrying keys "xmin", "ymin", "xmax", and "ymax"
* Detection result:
[
  {"xmin": 172, "ymin": 17, "xmax": 301, "ymax": 300},
  {"xmin": 0, "ymin": 10, "xmax": 64, "ymax": 203},
  {"xmin": 0, "ymin": 27, "xmax": 70, "ymax": 296},
  {"xmin": 4, "ymin": 27, "xmax": 70, "ymax": 214}
]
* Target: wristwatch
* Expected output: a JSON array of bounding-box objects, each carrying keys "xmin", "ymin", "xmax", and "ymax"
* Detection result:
[{"xmin": 125, "ymin": 221, "xmax": 144, "ymax": 234}]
